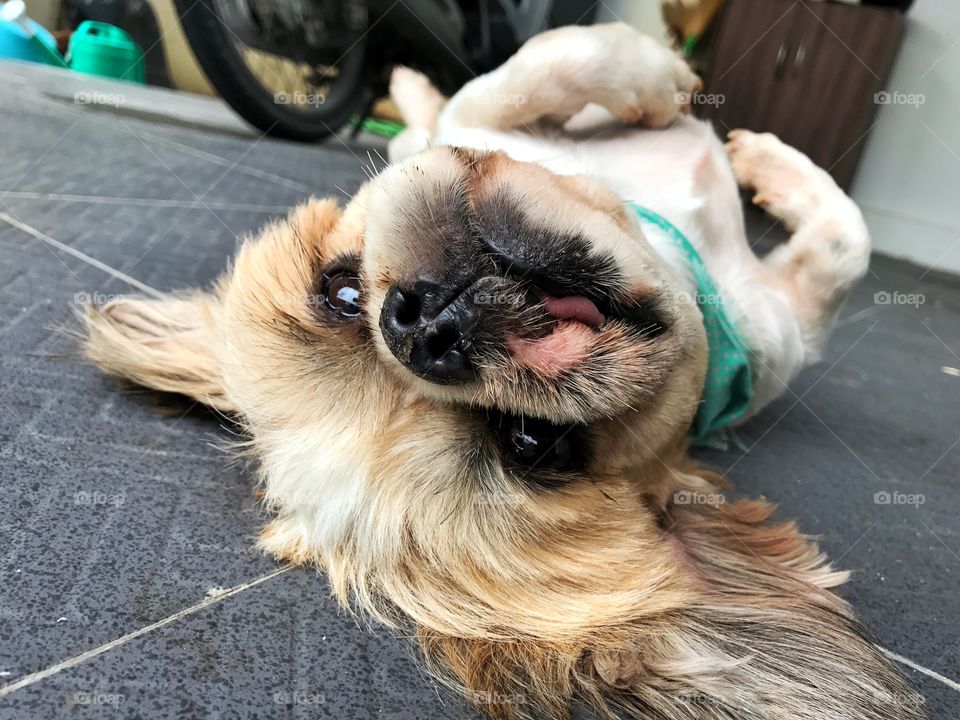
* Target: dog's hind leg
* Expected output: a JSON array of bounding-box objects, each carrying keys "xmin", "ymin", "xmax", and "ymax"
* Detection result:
[
  {"xmin": 437, "ymin": 23, "xmax": 700, "ymax": 132},
  {"xmin": 725, "ymin": 130, "xmax": 871, "ymax": 359},
  {"xmin": 387, "ymin": 66, "xmax": 447, "ymax": 163}
]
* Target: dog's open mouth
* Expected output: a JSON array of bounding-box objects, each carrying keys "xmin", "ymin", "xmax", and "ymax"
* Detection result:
[
  {"xmin": 503, "ymin": 279, "xmax": 667, "ymax": 378},
  {"xmin": 378, "ymin": 232, "xmax": 671, "ymax": 391},
  {"xmin": 541, "ymin": 293, "xmax": 606, "ymax": 328},
  {"xmin": 506, "ymin": 290, "xmax": 605, "ymax": 377}
]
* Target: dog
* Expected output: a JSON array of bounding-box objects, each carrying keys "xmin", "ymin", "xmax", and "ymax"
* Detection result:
[{"xmin": 83, "ymin": 23, "xmax": 923, "ymax": 720}]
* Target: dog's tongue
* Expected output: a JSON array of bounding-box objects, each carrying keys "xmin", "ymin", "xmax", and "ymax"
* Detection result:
[
  {"xmin": 542, "ymin": 294, "xmax": 605, "ymax": 328},
  {"xmin": 506, "ymin": 294, "xmax": 605, "ymax": 378}
]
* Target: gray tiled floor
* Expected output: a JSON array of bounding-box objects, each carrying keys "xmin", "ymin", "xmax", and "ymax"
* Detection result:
[{"xmin": 1, "ymin": 67, "xmax": 958, "ymax": 719}]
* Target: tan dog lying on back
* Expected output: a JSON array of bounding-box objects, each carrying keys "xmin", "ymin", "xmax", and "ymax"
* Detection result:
[{"xmin": 84, "ymin": 23, "xmax": 921, "ymax": 720}]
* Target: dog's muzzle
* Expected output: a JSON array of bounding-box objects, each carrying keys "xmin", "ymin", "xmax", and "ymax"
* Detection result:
[{"xmin": 379, "ymin": 279, "xmax": 482, "ymax": 383}]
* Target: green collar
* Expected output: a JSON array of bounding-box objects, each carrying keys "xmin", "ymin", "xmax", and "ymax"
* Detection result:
[{"xmin": 628, "ymin": 203, "xmax": 754, "ymax": 446}]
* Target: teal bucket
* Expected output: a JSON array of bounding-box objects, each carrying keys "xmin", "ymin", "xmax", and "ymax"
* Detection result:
[
  {"xmin": 67, "ymin": 21, "xmax": 145, "ymax": 83},
  {"xmin": 0, "ymin": 1, "xmax": 64, "ymax": 67}
]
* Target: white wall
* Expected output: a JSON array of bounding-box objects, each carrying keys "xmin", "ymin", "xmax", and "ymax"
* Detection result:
[{"xmin": 851, "ymin": 0, "xmax": 960, "ymax": 275}]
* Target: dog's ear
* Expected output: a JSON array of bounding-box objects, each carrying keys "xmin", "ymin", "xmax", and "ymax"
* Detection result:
[{"xmin": 82, "ymin": 287, "xmax": 236, "ymax": 412}]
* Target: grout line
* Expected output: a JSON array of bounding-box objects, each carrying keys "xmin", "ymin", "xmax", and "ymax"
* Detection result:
[
  {"xmin": 0, "ymin": 565, "xmax": 293, "ymax": 699},
  {"xmin": 879, "ymin": 646, "xmax": 960, "ymax": 694},
  {"xmin": 14, "ymin": 431, "xmax": 217, "ymax": 464},
  {"xmin": 0, "ymin": 191, "xmax": 291, "ymax": 213},
  {"xmin": 834, "ymin": 305, "xmax": 881, "ymax": 328},
  {"xmin": 0, "ymin": 211, "xmax": 163, "ymax": 299}
]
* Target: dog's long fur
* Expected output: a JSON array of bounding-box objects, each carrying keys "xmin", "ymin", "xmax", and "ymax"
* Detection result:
[{"xmin": 81, "ymin": 24, "xmax": 922, "ymax": 720}]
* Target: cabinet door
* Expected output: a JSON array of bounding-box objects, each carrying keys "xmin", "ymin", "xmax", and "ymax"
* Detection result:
[
  {"xmin": 757, "ymin": 1, "xmax": 831, "ymax": 151},
  {"xmin": 798, "ymin": 0, "xmax": 905, "ymax": 187},
  {"xmin": 703, "ymin": 0, "xmax": 904, "ymax": 189},
  {"xmin": 701, "ymin": 0, "xmax": 799, "ymax": 134}
]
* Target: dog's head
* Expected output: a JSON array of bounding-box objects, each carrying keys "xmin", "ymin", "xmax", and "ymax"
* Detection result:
[
  {"xmin": 366, "ymin": 147, "xmax": 706, "ymax": 429},
  {"xmin": 83, "ymin": 147, "xmax": 921, "ymax": 719}
]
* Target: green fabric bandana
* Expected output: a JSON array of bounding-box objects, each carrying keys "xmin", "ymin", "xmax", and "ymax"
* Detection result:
[{"xmin": 628, "ymin": 203, "xmax": 754, "ymax": 446}]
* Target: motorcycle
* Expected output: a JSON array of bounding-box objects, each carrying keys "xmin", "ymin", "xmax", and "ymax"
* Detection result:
[{"xmin": 174, "ymin": 0, "xmax": 598, "ymax": 141}]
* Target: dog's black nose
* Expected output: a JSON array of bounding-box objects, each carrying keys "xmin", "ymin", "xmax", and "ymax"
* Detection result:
[{"xmin": 379, "ymin": 282, "xmax": 478, "ymax": 383}]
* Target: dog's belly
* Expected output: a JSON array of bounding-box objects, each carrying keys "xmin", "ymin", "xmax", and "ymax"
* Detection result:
[{"xmin": 445, "ymin": 113, "xmax": 704, "ymax": 191}]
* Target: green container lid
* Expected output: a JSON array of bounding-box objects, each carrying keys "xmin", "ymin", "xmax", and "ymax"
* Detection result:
[{"xmin": 67, "ymin": 21, "xmax": 145, "ymax": 84}]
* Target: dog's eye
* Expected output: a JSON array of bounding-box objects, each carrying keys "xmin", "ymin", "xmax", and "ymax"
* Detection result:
[
  {"xmin": 321, "ymin": 271, "xmax": 362, "ymax": 318},
  {"xmin": 490, "ymin": 412, "xmax": 586, "ymax": 478},
  {"xmin": 509, "ymin": 417, "xmax": 572, "ymax": 468}
]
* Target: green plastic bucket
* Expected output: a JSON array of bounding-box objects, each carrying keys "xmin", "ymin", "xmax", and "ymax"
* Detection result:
[{"xmin": 67, "ymin": 21, "xmax": 145, "ymax": 83}]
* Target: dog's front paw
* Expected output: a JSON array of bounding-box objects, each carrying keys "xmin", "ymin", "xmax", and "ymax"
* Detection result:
[
  {"xmin": 597, "ymin": 26, "xmax": 701, "ymax": 127},
  {"xmin": 725, "ymin": 129, "xmax": 835, "ymax": 229}
]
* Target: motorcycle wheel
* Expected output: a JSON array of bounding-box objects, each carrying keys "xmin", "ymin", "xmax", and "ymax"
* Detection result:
[{"xmin": 174, "ymin": 0, "xmax": 369, "ymax": 141}]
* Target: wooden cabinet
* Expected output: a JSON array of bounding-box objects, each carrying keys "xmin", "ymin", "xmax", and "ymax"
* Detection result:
[{"xmin": 701, "ymin": 0, "xmax": 905, "ymax": 188}]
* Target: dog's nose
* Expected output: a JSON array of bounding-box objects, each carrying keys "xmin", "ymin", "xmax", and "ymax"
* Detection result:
[{"xmin": 379, "ymin": 282, "xmax": 478, "ymax": 383}]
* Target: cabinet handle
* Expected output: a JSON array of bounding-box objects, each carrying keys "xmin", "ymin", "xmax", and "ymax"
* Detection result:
[
  {"xmin": 775, "ymin": 42, "xmax": 789, "ymax": 78},
  {"xmin": 794, "ymin": 40, "xmax": 807, "ymax": 74}
]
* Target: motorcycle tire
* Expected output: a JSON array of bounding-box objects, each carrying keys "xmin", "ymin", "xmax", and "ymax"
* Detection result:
[{"xmin": 173, "ymin": 0, "xmax": 369, "ymax": 141}]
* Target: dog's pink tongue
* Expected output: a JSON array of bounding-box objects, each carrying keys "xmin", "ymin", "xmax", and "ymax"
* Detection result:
[
  {"xmin": 508, "ymin": 322, "xmax": 594, "ymax": 378},
  {"xmin": 507, "ymin": 295, "xmax": 605, "ymax": 378},
  {"xmin": 542, "ymin": 294, "xmax": 605, "ymax": 328}
]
